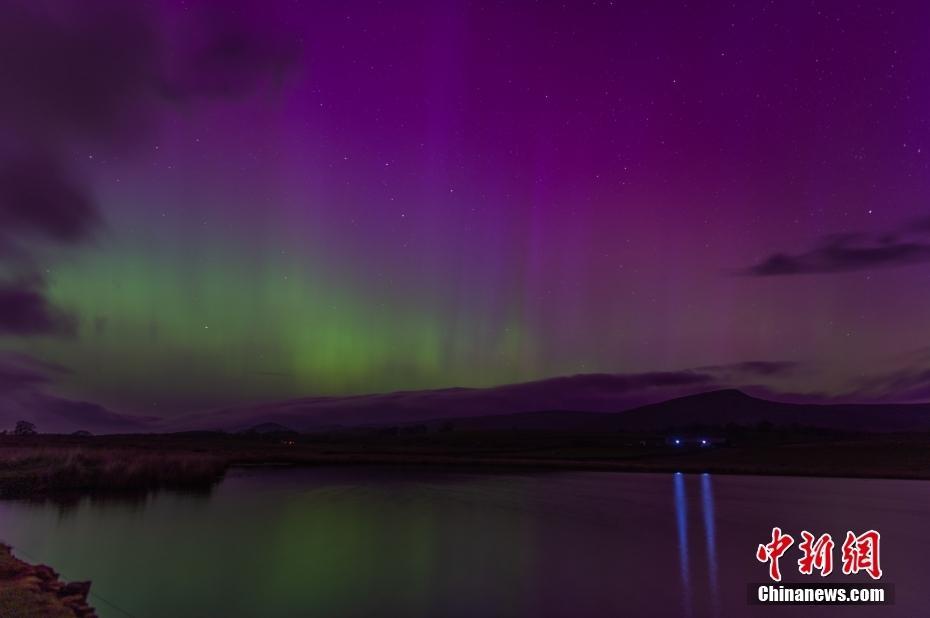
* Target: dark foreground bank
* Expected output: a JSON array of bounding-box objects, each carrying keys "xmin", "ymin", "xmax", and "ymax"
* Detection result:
[
  {"xmin": 3, "ymin": 427, "xmax": 930, "ymax": 500},
  {"xmin": 0, "ymin": 544, "xmax": 95, "ymax": 617}
]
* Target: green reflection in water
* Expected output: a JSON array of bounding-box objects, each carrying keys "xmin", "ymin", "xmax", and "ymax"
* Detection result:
[{"xmin": 0, "ymin": 472, "xmax": 536, "ymax": 617}]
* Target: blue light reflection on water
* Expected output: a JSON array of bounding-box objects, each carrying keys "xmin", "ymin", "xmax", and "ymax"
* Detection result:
[
  {"xmin": 674, "ymin": 472, "xmax": 692, "ymax": 618},
  {"xmin": 674, "ymin": 472, "xmax": 722, "ymax": 618},
  {"xmin": 701, "ymin": 473, "xmax": 720, "ymax": 617}
]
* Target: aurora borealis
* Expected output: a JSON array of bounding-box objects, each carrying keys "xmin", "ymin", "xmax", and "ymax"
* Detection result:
[{"xmin": 4, "ymin": 0, "xmax": 930, "ymax": 421}]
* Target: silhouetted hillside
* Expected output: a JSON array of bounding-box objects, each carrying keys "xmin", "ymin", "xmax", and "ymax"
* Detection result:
[
  {"xmin": 414, "ymin": 389, "xmax": 930, "ymax": 433},
  {"xmin": 239, "ymin": 422, "xmax": 296, "ymax": 435}
]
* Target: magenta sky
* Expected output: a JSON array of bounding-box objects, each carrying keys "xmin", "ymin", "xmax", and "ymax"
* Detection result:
[{"xmin": 3, "ymin": 0, "xmax": 930, "ymax": 420}]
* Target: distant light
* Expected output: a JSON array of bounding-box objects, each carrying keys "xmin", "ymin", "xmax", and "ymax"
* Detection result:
[
  {"xmin": 674, "ymin": 438, "xmax": 681, "ymax": 445},
  {"xmin": 701, "ymin": 439, "xmax": 708, "ymax": 445}
]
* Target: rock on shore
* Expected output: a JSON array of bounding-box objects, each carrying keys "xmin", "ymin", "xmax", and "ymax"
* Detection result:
[{"xmin": 0, "ymin": 543, "xmax": 96, "ymax": 618}]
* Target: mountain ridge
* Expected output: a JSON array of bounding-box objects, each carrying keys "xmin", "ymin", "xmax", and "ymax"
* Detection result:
[{"xmin": 170, "ymin": 384, "xmax": 930, "ymax": 434}]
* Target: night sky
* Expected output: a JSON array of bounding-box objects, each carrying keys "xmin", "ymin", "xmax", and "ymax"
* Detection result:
[{"xmin": 3, "ymin": 0, "xmax": 930, "ymax": 420}]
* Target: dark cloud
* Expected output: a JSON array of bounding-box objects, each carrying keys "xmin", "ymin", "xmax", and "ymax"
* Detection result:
[
  {"xmin": 847, "ymin": 366, "xmax": 930, "ymax": 402},
  {"xmin": 0, "ymin": 1, "xmax": 299, "ymax": 146},
  {"xmin": 0, "ymin": 152, "xmax": 93, "ymax": 337},
  {"xmin": 0, "ymin": 352, "xmax": 153, "ymax": 433},
  {"xmin": 0, "ymin": 153, "xmax": 100, "ymax": 244},
  {"xmin": 738, "ymin": 384, "xmax": 835, "ymax": 405},
  {"xmin": 0, "ymin": 276, "xmax": 76, "ymax": 337},
  {"xmin": 0, "ymin": 352, "xmax": 57, "ymax": 392},
  {"xmin": 508, "ymin": 370, "xmax": 717, "ymax": 395},
  {"xmin": 0, "ymin": 2, "xmax": 159, "ymax": 145},
  {"xmin": 743, "ymin": 218, "xmax": 930, "ymax": 277},
  {"xmin": 0, "ymin": 0, "xmax": 301, "ymax": 339},
  {"xmin": 488, "ymin": 370, "xmax": 722, "ymax": 411},
  {"xmin": 744, "ymin": 234, "xmax": 930, "ymax": 276},
  {"xmin": 164, "ymin": 8, "xmax": 300, "ymax": 100},
  {"xmin": 699, "ymin": 360, "xmax": 799, "ymax": 377}
]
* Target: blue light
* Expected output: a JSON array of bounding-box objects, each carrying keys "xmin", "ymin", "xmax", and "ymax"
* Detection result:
[
  {"xmin": 701, "ymin": 439, "xmax": 708, "ymax": 446},
  {"xmin": 674, "ymin": 438, "xmax": 681, "ymax": 445}
]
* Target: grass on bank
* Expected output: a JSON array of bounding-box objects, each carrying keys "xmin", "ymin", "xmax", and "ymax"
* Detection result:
[
  {"xmin": 4, "ymin": 427, "xmax": 930, "ymax": 502},
  {"xmin": 0, "ymin": 447, "xmax": 227, "ymax": 499}
]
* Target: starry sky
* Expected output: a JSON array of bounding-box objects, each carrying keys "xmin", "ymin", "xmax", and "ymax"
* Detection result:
[{"xmin": 3, "ymin": 0, "xmax": 930, "ymax": 418}]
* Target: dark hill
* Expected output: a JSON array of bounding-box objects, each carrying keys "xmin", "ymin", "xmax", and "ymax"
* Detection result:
[
  {"xmin": 239, "ymin": 422, "xmax": 296, "ymax": 435},
  {"xmin": 419, "ymin": 389, "xmax": 930, "ymax": 433}
]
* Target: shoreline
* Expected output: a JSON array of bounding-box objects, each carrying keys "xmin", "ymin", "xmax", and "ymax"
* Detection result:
[
  {"xmin": 0, "ymin": 543, "xmax": 95, "ymax": 618},
  {"xmin": 3, "ymin": 432, "xmax": 930, "ymax": 502},
  {"xmin": 224, "ymin": 454, "xmax": 930, "ymax": 481}
]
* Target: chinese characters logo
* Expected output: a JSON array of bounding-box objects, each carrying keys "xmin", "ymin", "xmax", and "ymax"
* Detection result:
[{"xmin": 756, "ymin": 527, "xmax": 882, "ymax": 581}]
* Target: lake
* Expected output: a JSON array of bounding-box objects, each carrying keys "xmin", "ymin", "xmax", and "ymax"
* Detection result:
[{"xmin": 0, "ymin": 467, "xmax": 924, "ymax": 617}]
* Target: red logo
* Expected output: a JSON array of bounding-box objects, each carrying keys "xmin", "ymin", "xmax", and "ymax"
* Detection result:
[
  {"xmin": 841, "ymin": 530, "xmax": 882, "ymax": 580},
  {"xmin": 797, "ymin": 531, "xmax": 834, "ymax": 576},
  {"xmin": 757, "ymin": 527, "xmax": 881, "ymax": 581},
  {"xmin": 756, "ymin": 527, "xmax": 794, "ymax": 582}
]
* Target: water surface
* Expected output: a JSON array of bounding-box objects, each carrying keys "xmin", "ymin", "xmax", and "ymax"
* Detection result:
[{"xmin": 0, "ymin": 467, "xmax": 924, "ymax": 617}]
